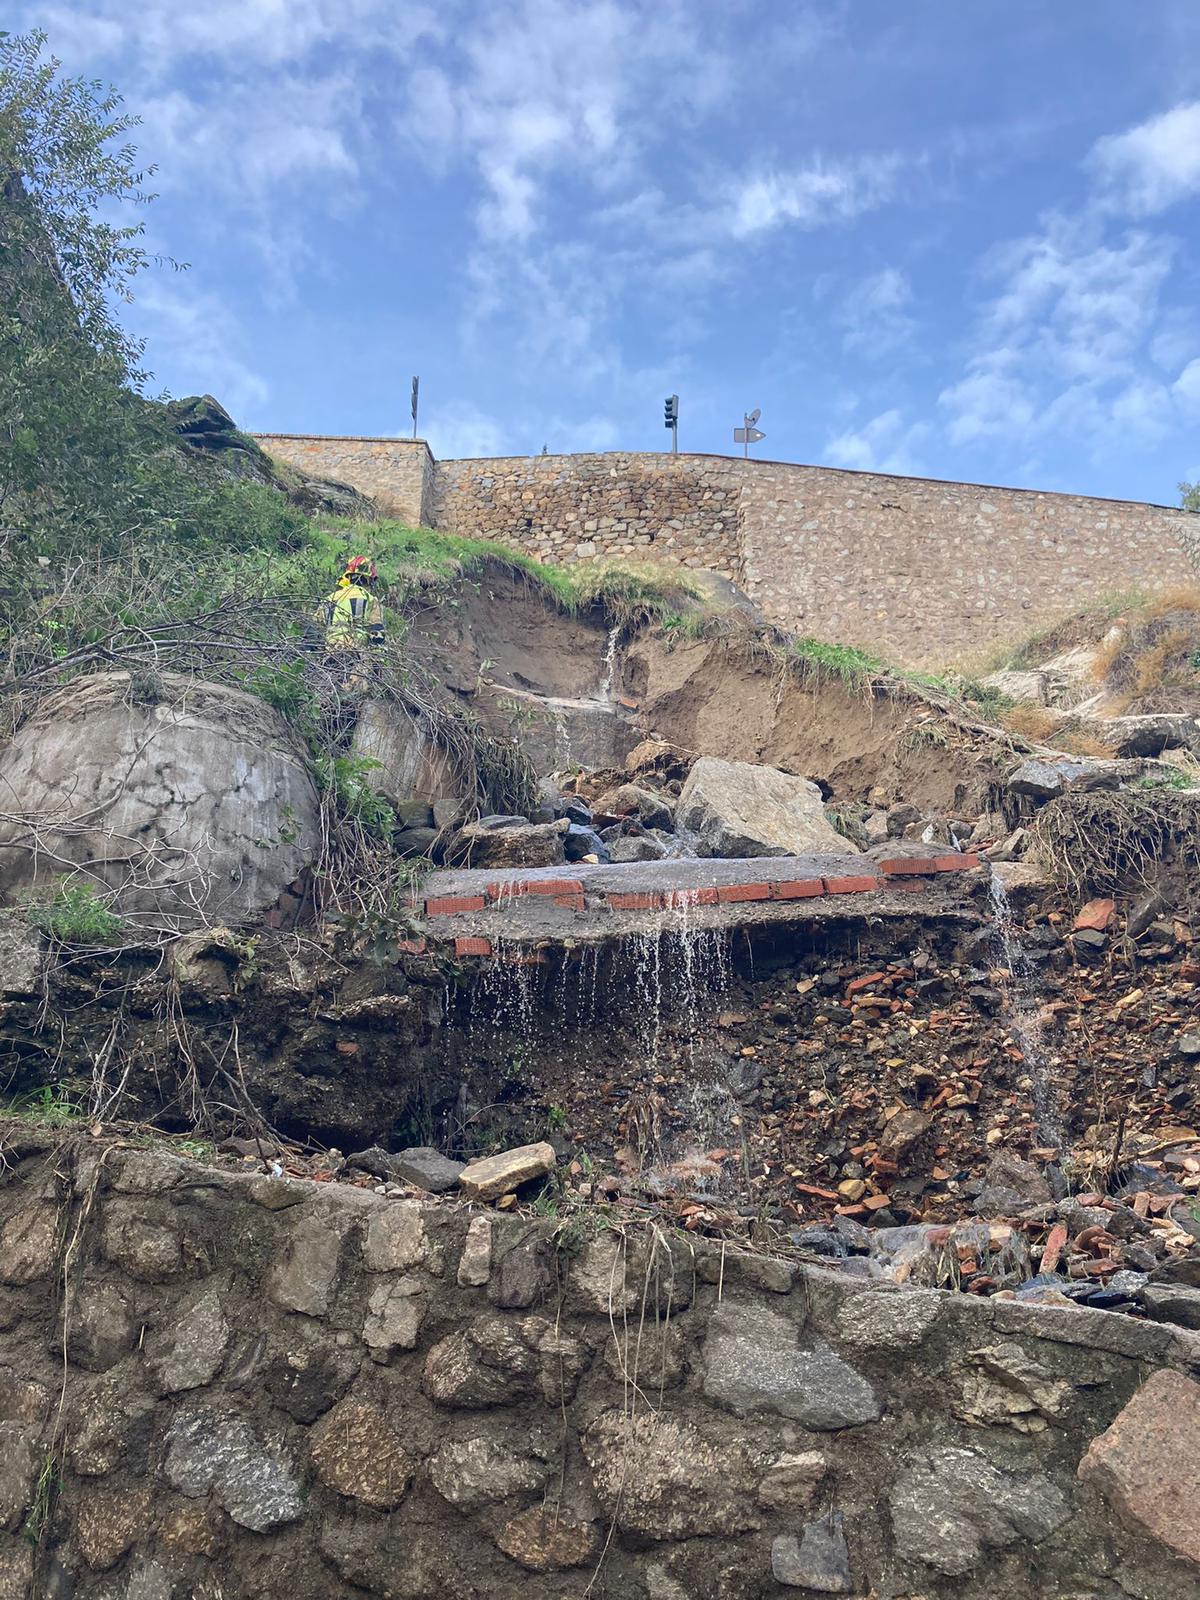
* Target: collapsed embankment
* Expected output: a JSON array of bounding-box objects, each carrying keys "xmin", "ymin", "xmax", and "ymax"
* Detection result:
[{"xmin": 2, "ymin": 1133, "xmax": 1200, "ymax": 1600}]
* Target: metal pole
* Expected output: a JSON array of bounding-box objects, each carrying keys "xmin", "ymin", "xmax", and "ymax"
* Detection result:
[
  {"xmin": 743, "ymin": 415, "xmax": 749, "ymax": 459},
  {"xmin": 411, "ymin": 376, "xmax": 419, "ymax": 440}
]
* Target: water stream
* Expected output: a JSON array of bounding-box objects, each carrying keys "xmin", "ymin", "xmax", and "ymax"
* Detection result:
[
  {"xmin": 988, "ymin": 875, "xmax": 1064, "ymax": 1148},
  {"xmin": 598, "ymin": 624, "xmax": 621, "ymax": 703}
]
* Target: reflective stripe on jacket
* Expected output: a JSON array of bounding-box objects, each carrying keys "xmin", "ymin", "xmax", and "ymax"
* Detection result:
[{"xmin": 316, "ymin": 583, "xmax": 384, "ymax": 649}]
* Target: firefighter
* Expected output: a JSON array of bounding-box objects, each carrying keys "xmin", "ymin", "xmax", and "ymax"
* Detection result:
[{"xmin": 317, "ymin": 556, "xmax": 384, "ymax": 646}]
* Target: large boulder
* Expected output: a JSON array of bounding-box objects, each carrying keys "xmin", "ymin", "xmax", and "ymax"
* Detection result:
[
  {"xmin": 350, "ymin": 700, "xmax": 464, "ymax": 823},
  {"xmin": 676, "ymin": 758, "xmax": 856, "ymax": 858},
  {"xmin": 0, "ymin": 673, "xmax": 319, "ymax": 928}
]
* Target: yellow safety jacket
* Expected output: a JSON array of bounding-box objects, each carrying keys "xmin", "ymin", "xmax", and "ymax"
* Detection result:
[{"xmin": 316, "ymin": 583, "xmax": 384, "ymax": 650}]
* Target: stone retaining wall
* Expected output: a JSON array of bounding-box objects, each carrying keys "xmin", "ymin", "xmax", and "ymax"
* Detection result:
[
  {"xmin": 249, "ymin": 435, "xmax": 1198, "ymax": 666},
  {"xmin": 2, "ymin": 1134, "xmax": 1199, "ymax": 1598}
]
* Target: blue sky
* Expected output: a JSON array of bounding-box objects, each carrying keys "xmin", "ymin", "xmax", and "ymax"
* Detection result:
[{"xmin": 22, "ymin": 1, "xmax": 1200, "ymax": 500}]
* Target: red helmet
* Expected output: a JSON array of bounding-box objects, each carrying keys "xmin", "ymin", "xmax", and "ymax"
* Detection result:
[{"xmin": 344, "ymin": 555, "xmax": 377, "ymax": 582}]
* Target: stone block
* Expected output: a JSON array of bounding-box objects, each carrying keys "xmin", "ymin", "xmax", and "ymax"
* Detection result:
[
  {"xmin": 66, "ymin": 1280, "xmax": 137, "ymax": 1372},
  {"xmin": 496, "ymin": 1507, "xmax": 600, "ymax": 1572},
  {"xmin": 146, "ymin": 1285, "xmax": 230, "ymax": 1392},
  {"xmin": 310, "ymin": 1398, "xmax": 413, "ymax": 1509},
  {"xmin": 266, "ymin": 1212, "xmax": 347, "ymax": 1316},
  {"xmin": 429, "ymin": 1433, "xmax": 550, "ymax": 1508},
  {"xmin": 0, "ymin": 1205, "xmax": 58, "ymax": 1285},
  {"xmin": 889, "ymin": 1446, "xmax": 1070, "ymax": 1575},
  {"xmin": 1078, "ymin": 1368, "xmax": 1200, "ymax": 1566},
  {"xmin": 834, "ymin": 1287, "xmax": 944, "ymax": 1348},
  {"xmin": 458, "ymin": 1142, "xmax": 555, "ymax": 1203},
  {"xmin": 772, "ymin": 1512, "xmax": 852, "ymax": 1592},
  {"xmin": 164, "ymin": 1408, "xmax": 301, "ymax": 1531},
  {"xmin": 457, "ymin": 1215, "xmax": 493, "ymax": 1286},
  {"xmin": 362, "ymin": 1203, "xmax": 428, "ymax": 1272},
  {"xmin": 75, "ymin": 1484, "xmax": 153, "ymax": 1570},
  {"xmin": 701, "ymin": 1300, "xmax": 879, "ymax": 1429},
  {"xmin": 362, "ymin": 1275, "xmax": 426, "ymax": 1359},
  {"xmin": 0, "ymin": 1426, "xmax": 39, "ymax": 1534}
]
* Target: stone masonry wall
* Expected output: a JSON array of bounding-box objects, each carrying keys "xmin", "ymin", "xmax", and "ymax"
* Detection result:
[
  {"xmin": 249, "ymin": 435, "xmax": 1199, "ymax": 666},
  {"xmin": 3, "ymin": 1132, "xmax": 1200, "ymax": 1599},
  {"xmin": 431, "ymin": 452, "xmax": 742, "ymax": 577},
  {"xmin": 255, "ymin": 435, "xmax": 436, "ymax": 526}
]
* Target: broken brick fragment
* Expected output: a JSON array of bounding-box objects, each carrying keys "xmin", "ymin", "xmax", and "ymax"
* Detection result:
[
  {"xmin": 1073, "ymin": 897, "xmax": 1117, "ymax": 932},
  {"xmin": 454, "ymin": 936, "xmax": 493, "ymax": 958},
  {"xmin": 823, "ymin": 874, "xmax": 881, "ymax": 895},
  {"xmin": 426, "ymin": 895, "xmax": 487, "ymax": 917}
]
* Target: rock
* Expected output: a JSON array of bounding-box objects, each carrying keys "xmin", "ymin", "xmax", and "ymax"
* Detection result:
[
  {"xmin": 0, "ymin": 1372, "xmax": 48, "ymax": 1429},
  {"xmin": 429, "ymin": 1433, "xmax": 550, "ymax": 1508},
  {"xmin": 458, "ymin": 1142, "xmax": 556, "ymax": 1203},
  {"xmin": 974, "ymin": 1151, "xmax": 1052, "ymax": 1215},
  {"xmin": 676, "ymin": 757, "xmax": 858, "ymax": 858},
  {"xmin": 981, "ymin": 668, "xmax": 1050, "ymax": 704},
  {"xmin": 608, "ymin": 833, "xmax": 669, "ymax": 863},
  {"xmin": 495, "ymin": 1507, "xmax": 600, "ymax": 1572},
  {"xmin": 1074, "ymin": 897, "xmax": 1116, "ymax": 931},
  {"xmin": 0, "ymin": 919, "xmax": 43, "ymax": 996},
  {"xmin": 594, "ymin": 784, "xmax": 675, "ymax": 831},
  {"xmin": 1178, "ymin": 1032, "xmax": 1200, "ymax": 1059},
  {"xmin": 0, "ymin": 1425, "xmax": 39, "ymax": 1533},
  {"xmin": 66, "ymin": 1280, "xmax": 137, "ymax": 1371},
  {"xmin": 488, "ymin": 1227, "xmax": 553, "ymax": 1308},
  {"xmin": 1097, "ymin": 713, "xmax": 1200, "ymax": 758},
  {"xmin": 266, "ymin": 1211, "xmax": 348, "ymax": 1316},
  {"xmin": 455, "ymin": 817, "xmax": 568, "ymax": 868},
  {"xmin": 124, "ymin": 1558, "xmax": 173, "ymax": 1600},
  {"xmin": 878, "ymin": 1107, "xmax": 931, "ymax": 1160},
  {"xmin": 0, "ymin": 672, "xmax": 320, "ymax": 927},
  {"xmin": 75, "ymin": 1484, "xmax": 153, "ymax": 1570},
  {"xmin": 1007, "ymin": 755, "xmax": 1144, "ymax": 801},
  {"xmin": 387, "ymin": 1147, "xmax": 464, "ymax": 1193},
  {"xmin": 423, "ymin": 1315, "xmax": 589, "ymax": 1408},
  {"xmin": 701, "ymin": 1300, "xmax": 879, "ymax": 1428},
  {"xmin": 889, "ymin": 1446, "xmax": 1070, "ymax": 1574},
  {"xmin": 310, "ymin": 1399, "xmax": 413, "ymax": 1509},
  {"xmin": 164, "ymin": 1408, "xmax": 302, "ymax": 1531},
  {"xmin": 1078, "ymin": 1369, "xmax": 1200, "ymax": 1566},
  {"xmin": 319, "ymin": 1519, "xmax": 458, "ymax": 1598},
  {"xmin": 1141, "ymin": 1283, "xmax": 1200, "ymax": 1330},
  {"xmin": 954, "ymin": 1342, "xmax": 1073, "ymax": 1432},
  {"xmin": 564, "ymin": 822, "xmax": 611, "ymax": 862},
  {"xmin": 772, "ymin": 1512, "xmax": 852, "ymax": 1593},
  {"xmin": 457, "ymin": 1215, "xmax": 493, "ymax": 1286},
  {"xmin": 580, "ymin": 1409, "xmax": 761, "ymax": 1538},
  {"xmin": 69, "ymin": 1377, "xmax": 156, "ymax": 1475},
  {"xmin": 146, "ymin": 1286, "xmax": 230, "ymax": 1392},
  {"xmin": 0, "ymin": 1540, "xmax": 32, "ymax": 1597},
  {"xmin": 834, "ymin": 1288, "xmax": 943, "ymax": 1349},
  {"xmin": 351, "ymin": 699, "xmax": 463, "ymax": 817},
  {"xmin": 363, "ymin": 1274, "xmax": 427, "ymax": 1359},
  {"xmin": 362, "ymin": 1204, "xmax": 428, "ymax": 1272},
  {"xmin": 0, "ymin": 1205, "xmax": 58, "ymax": 1285},
  {"xmin": 99, "ymin": 1200, "xmax": 183, "ymax": 1281},
  {"xmin": 756, "ymin": 1450, "xmax": 827, "ymax": 1511},
  {"xmin": 265, "ymin": 1344, "xmax": 357, "ymax": 1424}
]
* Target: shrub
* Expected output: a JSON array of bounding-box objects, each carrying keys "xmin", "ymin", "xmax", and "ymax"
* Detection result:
[{"xmin": 23, "ymin": 881, "xmax": 125, "ymax": 943}]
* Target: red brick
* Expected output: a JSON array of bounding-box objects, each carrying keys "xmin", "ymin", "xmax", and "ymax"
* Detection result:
[
  {"xmin": 693, "ymin": 886, "xmax": 720, "ymax": 906},
  {"xmin": 717, "ymin": 881, "xmax": 771, "ymax": 904},
  {"xmin": 454, "ymin": 936, "xmax": 493, "ymax": 958},
  {"xmin": 771, "ymin": 878, "xmax": 824, "ymax": 900},
  {"xmin": 846, "ymin": 971, "xmax": 888, "ymax": 995},
  {"xmin": 888, "ymin": 877, "xmax": 928, "ymax": 894},
  {"xmin": 608, "ymin": 891, "xmax": 664, "ymax": 911},
  {"xmin": 933, "ymin": 853, "xmax": 980, "ymax": 872},
  {"xmin": 823, "ymin": 874, "xmax": 881, "ymax": 895},
  {"xmin": 395, "ymin": 937, "xmax": 427, "ymax": 955},
  {"xmin": 878, "ymin": 856, "xmax": 938, "ymax": 877},
  {"xmin": 486, "ymin": 877, "xmax": 584, "ymax": 901},
  {"xmin": 425, "ymin": 895, "xmax": 487, "ymax": 917},
  {"xmin": 554, "ymin": 894, "xmax": 586, "ymax": 911}
]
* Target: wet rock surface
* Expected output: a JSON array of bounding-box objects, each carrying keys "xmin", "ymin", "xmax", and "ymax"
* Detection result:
[{"xmin": 677, "ymin": 756, "xmax": 857, "ymax": 857}]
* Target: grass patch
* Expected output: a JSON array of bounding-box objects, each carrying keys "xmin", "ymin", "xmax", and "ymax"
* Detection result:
[
  {"xmin": 790, "ymin": 636, "xmax": 887, "ymax": 688},
  {"xmin": 22, "ymin": 881, "xmax": 125, "ymax": 945}
]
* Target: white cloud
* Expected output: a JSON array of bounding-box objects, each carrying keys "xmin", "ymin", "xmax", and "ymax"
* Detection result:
[
  {"xmin": 939, "ymin": 362, "xmax": 1036, "ymax": 446},
  {"xmin": 1091, "ymin": 101, "xmax": 1200, "ymax": 216},
  {"xmin": 825, "ymin": 408, "xmax": 929, "ymax": 475},
  {"xmin": 130, "ymin": 279, "xmax": 269, "ymax": 417},
  {"xmin": 423, "ymin": 403, "xmax": 511, "ymax": 460},
  {"xmin": 726, "ymin": 156, "xmax": 901, "ymax": 239},
  {"xmin": 837, "ymin": 267, "xmax": 915, "ymax": 355}
]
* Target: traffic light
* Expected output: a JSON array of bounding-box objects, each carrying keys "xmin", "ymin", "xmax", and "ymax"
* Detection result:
[{"xmin": 664, "ymin": 395, "xmax": 679, "ymax": 429}]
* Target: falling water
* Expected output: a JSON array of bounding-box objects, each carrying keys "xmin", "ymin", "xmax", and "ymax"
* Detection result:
[
  {"xmin": 988, "ymin": 875, "xmax": 1064, "ymax": 1148},
  {"xmin": 598, "ymin": 625, "xmax": 621, "ymax": 702}
]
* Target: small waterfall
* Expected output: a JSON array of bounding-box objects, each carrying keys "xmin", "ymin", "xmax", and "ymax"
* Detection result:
[
  {"xmin": 988, "ymin": 875, "xmax": 1064, "ymax": 1148},
  {"xmin": 598, "ymin": 625, "xmax": 620, "ymax": 702}
]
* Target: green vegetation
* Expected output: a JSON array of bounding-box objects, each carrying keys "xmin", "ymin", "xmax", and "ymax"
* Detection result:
[
  {"xmin": 22, "ymin": 880, "xmax": 125, "ymax": 943},
  {"xmin": 4, "ymin": 1082, "xmax": 86, "ymax": 1126}
]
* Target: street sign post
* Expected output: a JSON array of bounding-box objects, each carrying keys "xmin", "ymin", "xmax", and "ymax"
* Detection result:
[
  {"xmin": 734, "ymin": 409, "xmax": 765, "ymax": 457},
  {"xmin": 411, "ymin": 376, "xmax": 420, "ymax": 439}
]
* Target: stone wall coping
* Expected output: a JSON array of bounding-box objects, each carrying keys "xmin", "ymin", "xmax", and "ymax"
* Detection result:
[{"xmin": 260, "ymin": 436, "xmax": 1184, "ymax": 516}]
